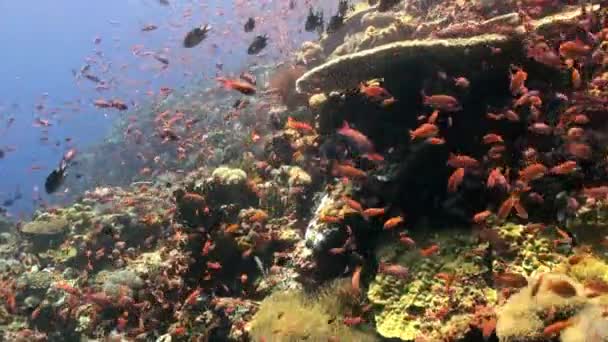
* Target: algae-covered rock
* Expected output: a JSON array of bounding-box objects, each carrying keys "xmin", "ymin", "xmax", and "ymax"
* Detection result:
[{"xmin": 21, "ymin": 216, "xmax": 68, "ymax": 236}]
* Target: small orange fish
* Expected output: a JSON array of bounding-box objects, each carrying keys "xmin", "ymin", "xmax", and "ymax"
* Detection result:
[
  {"xmin": 447, "ymin": 154, "xmax": 479, "ymax": 169},
  {"xmin": 420, "ymin": 244, "xmax": 440, "ymax": 257},
  {"xmin": 487, "ymin": 168, "xmax": 508, "ymax": 189},
  {"xmin": 559, "ymin": 40, "xmax": 591, "ymax": 59},
  {"xmin": 447, "ymin": 167, "xmax": 465, "ymax": 192},
  {"xmin": 362, "ymin": 152, "xmax": 384, "ymax": 162},
  {"xmin": 482, "ymin": 133, "xmax": 504, "ymax": 144},
  {"xmin": 383, "ymin": 216, "xmax": 404, "ymax": 230},
  {"xmin": 343, "ymin": 196, "xmax": 363, "ymax": 212},
  {"xmin": 184, "ymin": 287, "xmax": 201, "ymax": 306},
  {"xmin": 427, "ymin": 110, "xmax": 439, "ymax": 124},
  {"xmin": 422, "ymin": 93, "xmax": 461, "ymax": 111},
  {"xmin": 493, "ymin": 272, "xmax": 528, "ymax": 288},
  {"xmin": 360, "ymin": 83, "xmax": 391, "ymax": 99},
  {"xmin": 398, "ymin": 234, "xmax": 416, "ymax": 247},
  {"xmin": 543, "ymin": 319, "xmax": 573, "ymax": 337},
  {"xmin": 216, "ymin": 77, "xmax": 256, "ymax": 95},
  {"xmin": 351, "ymin": 265, "xmax": 362, "ymax": 296},
  {"xmin": 286, "ymin": 117, "xmax": 314, "ymax": 133},
  {"xmin": 510, "ymin": 67, "xmax": 528, "ymax": 95},
  {"xmin": 337, "ymin": 121, "xmax": 374, "ymax": 152},
  {"xmin": 320, "ymin": 214, "xmax": 343, "ymax": 224},
  {"xmin": 566, "ymin": 127, "xmax": 585, "ymax": 140},
  {"xmin": 528, "ymin": 122, "xmax": 552, "ymax": 135},
  {"xmin": 410, "ymin": 123, "xmax": 439, "ymax": 140},
  {"xmin": 549, "ymin": 161, "xmax": 577, "ymax": 175},
  {"xmin": 572, "ymin": 114, "xmax": 589, "ymax": 125},
  {"xmin": 425, "ymin": 137, "xmax": 446, "ymax": 145},
  {"xmin": 571, "ymin": 68, "xmax": 582, "ymax": 89},
  {"xmin": 332, "ymin": 163, "xmax": 367, "ymax": 179},
  {"xmin": 378, "ymin": 262, "xmax": 409, "ymax": 279},
  {"xmin": 566, "ymin": 142, "xmax": 592, "ymax": 160},
  {"xmin": 362, "ymin": 207, "xmax": 385, "ymax": 218},
  {"xmin": 472, "ymin": 210, "xmax": 492, "ymax": 224},
  {"xmin": 519, "ymin": 163, "xmax": 547, "ymax": 182},
  {"xmin": 504, "ymin": 110, "xmax": 520, "ymax": 122}
]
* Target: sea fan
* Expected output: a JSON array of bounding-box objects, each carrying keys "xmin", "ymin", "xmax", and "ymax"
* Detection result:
[{"xmin": 268, "ymin": 65, "xmax": 307, "ymax": 109}]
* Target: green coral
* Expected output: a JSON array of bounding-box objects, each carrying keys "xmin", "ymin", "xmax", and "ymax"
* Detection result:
[
  {"xmin": 368, "ymin": 223, "xmax": 560, "ymax": 341},
  {"xmin": 496, "ymin": 273, "xmax": 607, "ymax": 341},
  {"xmin": 212, "ymin": 166, "xmax": 247, "ymax": 185},
  {"xmin": 249, "ymin": 283, "xmax": 377, "ymax": 342}
]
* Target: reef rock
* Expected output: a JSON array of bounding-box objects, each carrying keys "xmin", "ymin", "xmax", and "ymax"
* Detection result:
[
  {"xmin": 21, "ymin": 215, "xmax": 69, "ymax": 236},
  {"xmin": 296, "ymin": 34, "xmax": 513, "ymax": 93}
]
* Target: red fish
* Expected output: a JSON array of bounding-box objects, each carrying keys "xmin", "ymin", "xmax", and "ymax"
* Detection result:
[
  {"xmin": 286, "ymin": 117, "xmax": 313, "ymax": 133},
  {"xmin": 528, "ymin": 123, "xmax": 552, "ymax": 135},
  {"xmin": 216, "ymin": 77, "xmax": 256, "ymax": 95},
  {"xmin": 360, "ymin": 83, "xmax": 391, "ymax": 99},
  {"xmin": 332, "ymin": 163, "xmax": 367, "ymax": 179},
  {"xmin": 566, "ymin": 142, "xmax": 592, "ymax": 160},
  {"xmin": 487, "ymin": 168, "xmax": 508, "ymax": 189},
  {"xmin": 422, "ymin": 93, "xmax": 461, "ymax": 111},
  {"xmin": 337, "ymin": 121, "xmax": 373, "ymax": 152},
  {"xmin": 410, "ymin": 123, "xmax": 439, "ymax": 140},
  {"xmin": 420, "ymin": 244, "xmax": 440, "ymax": 257},
  {"xmin": 383, "ymin": 216, "xmax": 404, "ymax": 230},
  {"xmin": 510, "ymin": 67, "xmax": 528, "ymax": 95},
  {"xmin": 362, "ymin": 207, "xmax": 385, "ymax": 218},
  {"xmin": 378, "ymin": 262, "xmax": 409, "ymax": 279},
  {"xmin": 550, "ymin": 161, "xmax": 577, "ymax": 175},
  {"xmin": 447, "ymin": 167, "xmax": 465, "ymax": 192},
  {"xmin": 519, "ymin": 163, "xmax": 547, "ymax": 182},
  {"xmin": 482, "ymin": 133, "xmax": 504, "ymax": 144},
  {"xmin": 447, "ymin": 154, "xmax": 480, "ymax": 169},
  {"xmin": 472, "ymin": 210, "xmax": 492, "ymax": 224},
  {"xmin": 559, "ymin": 40, "xmax": 591, "ymax": 59}
]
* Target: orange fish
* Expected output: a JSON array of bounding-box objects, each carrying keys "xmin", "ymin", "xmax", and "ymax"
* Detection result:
[
  {"xmin": 360, "ymin": 83, "xmax": 391, "ymax": 99},
  {"xmin": 566, "ymin": 142, "xmax": 592, "ymax": 160},
  {"xmin": 351, "ymin": 265, "xmax": 362, "ymax": 296},
  {"xmin": 528, "ymin": 122, "xmax": 552, "ymax": 135},
  {"xmin": 398, "ymin": 233, "xmax": 416, "ymax": 247},
  {"xmin": 332, "ymin": 163, "xmax": 367, "ymax": 179},
  {"xmin": 519, "ymin": 163, "xmax": 547, "ymax": 182},
  {"xmin": 493, "ymin": 272, "xmax": 528, "ymax": 288},
  {"xmin": 454, "ymin": 77, "xmax": 470, "ymax": 88},
  {"xmin": 510, "ymin": 67, "xmax": 528, "ymax": 95},
  {"xmin": 216, "ymin": 77, "xmax": 256, "ymax": 95},
  {"xmin": 425, "ymin": 137, "xmax": 446, "ymax": 145},
  {"xmin": 504, "ymin": 110, "xmax": 520, "ymax": 122},
  {"xmin": 472, "ymin": 210, "xmax": 492, "ymax": 224},
  {"xmin": 362, "ymin": 152, "xmax": 384, "ymax": 162},
  {"xmin": 482, "ymin": 133, "xmax": 504, "ymax": 144},
  {"xmin": 571, "ymin": 68, "xmax": 582, "ymax": 89},
  {"xmin": 422, "ymin": 94, "xmax": 461, "ymax": 112},
  {"xmin": 378, "ymin": 262, "xmax": 409, "ymax": 279},
  {"xmin": 410, "ymin": 123, "xmax": 439, "ymax": 140},
  {"xmin": 337, "ymin": 121, "xmax": 374, "ymax": 152},
  {"xmin": 487, "ymin": 168, "xmax": 508, "ymax": 189},
  {"xmin": 549, "ymin": 161, "xmax": 577, "ymax": 175},
  {"xmin": 383, "ymin": 216, "xmax": 404, "ymax": 230},
  {"xmin": 572, "ymin": 114, "xmax": 589, "ymax": 125},
  {"xmin": 319, "ymin": 214, "xmax": 343, "ymax": 224},
  {"xmin": 427, "ymin": 110, "xmax": 439, "ymax": 124},
  {"xmin": 447, "ymin": 154, "xmax": 480, "ymax": 169},
  {"xmin": 286, "ymin": 117, "xmax": 313, "ymax": 133},
  {"xmin": 362, "ymin": 207, "xmax": 385, "ymax": 218},
  {"xmin": 420, "ymin": 244, "xmax": 440, "ymax": 257},
  {"xmin": 559, "ymin": 40, "xmax": 591, "ymax": 59},
  {"xmin": 566, "ymin": 127, "xmax": 585, "ymax": 140},
  {"xmin": 447, "ymin": 167, "xmax": 465, "ymax": 192},
  {"xmin": 343, "ymin": 197, "xmax": 363, "ymax": 212},
  {"xmin": 543, "ymin": 319, "xmax": 573, "ymax": 337}
]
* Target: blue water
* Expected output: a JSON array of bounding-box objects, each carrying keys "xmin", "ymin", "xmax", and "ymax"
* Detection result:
[{"xmin": 0, "ymin": 0, "xmax": 332, "ymax": 219}]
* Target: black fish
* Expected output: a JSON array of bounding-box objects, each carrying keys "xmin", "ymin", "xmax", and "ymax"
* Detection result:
[
  {"xmin": 327, "ymin": 15, "xmax": 344, "ymax": 33},
  {"xmin": 338, "ymin": 0, "xmax": 350, "ymax": 17},
  {"xmin": 158, "ymin": 0, "xmax": 169, "ymax": 5},
  {"xmin": 244, "ymin": 17, "xmax": 255, "ymax": 32},
  {"xmin": 83, "ymin": 74, "xmax": 101, "ymax": 83},
  {"xmin": 247, "ymin": 35, "xmax": 268, "ymax": 55},
  {"xmin": 153, "ymin": 54, "xmax": 169, "ymax": 65},
  {"xmin": 183, "ymin": 24, "xmax": 211, "ymax": 48},
  {"xmin": 45, "ymin": 160, "xmax": 68, "ymax": 194},
  {"xmin": 305, "ymin": 7, "xmax": 324, "ymax": 32},
  {"xmin": 0, "ymin": 149, "xmax": 4, "ymax": 159}
]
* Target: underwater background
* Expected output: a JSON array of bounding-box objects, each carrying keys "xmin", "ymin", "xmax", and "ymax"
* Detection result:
[{"xmin": 1, "ymin": 0, "xmax": 608, "ymax": 341}]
